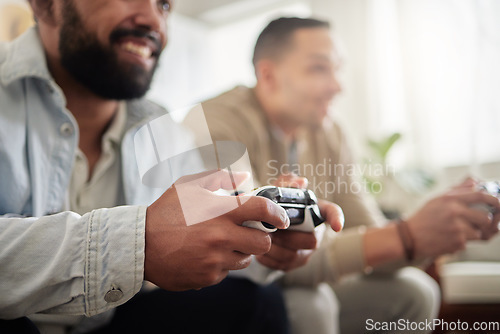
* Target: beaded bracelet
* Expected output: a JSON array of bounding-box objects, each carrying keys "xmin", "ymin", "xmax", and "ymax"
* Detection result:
[{"xmin": 396, "ymin": 219, "xmax": 415, "ymax": 262}]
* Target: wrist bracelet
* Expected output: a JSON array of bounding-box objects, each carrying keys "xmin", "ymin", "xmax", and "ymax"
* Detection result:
[{"xmin": 396, "ymin": 219, "xmax": 415, "ymax": 262}]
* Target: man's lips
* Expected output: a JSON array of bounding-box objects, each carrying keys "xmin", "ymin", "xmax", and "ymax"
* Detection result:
[
  {"xmin": 119, "ymin": 39, "xmax": 154, "ymax": 59},
  {"xmin": 110, "ymin": 28, "xmax": 162, "ymax": 61}
]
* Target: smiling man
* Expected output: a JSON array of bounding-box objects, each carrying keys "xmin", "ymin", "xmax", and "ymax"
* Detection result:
[{"xmin": 0, "ymin": 1, "xmax": 298, "ymax": 333}]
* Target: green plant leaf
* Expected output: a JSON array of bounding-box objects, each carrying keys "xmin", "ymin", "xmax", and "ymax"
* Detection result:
[
  {"xmin": 379, "ymin": 133, "xmax": 402, "ymax": 159},
  {"xmin": 367, "ymin": 132, "xmax": 402, "ymax": 163}
]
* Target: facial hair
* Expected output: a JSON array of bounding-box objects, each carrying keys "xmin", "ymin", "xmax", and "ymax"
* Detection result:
[{"xmin": 58, "ymin": 0, "xmax": 162, "ymax": 100}]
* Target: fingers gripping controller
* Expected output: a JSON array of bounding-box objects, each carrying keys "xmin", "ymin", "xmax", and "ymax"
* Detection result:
[{"xmin": 243, "ymin": 186, "xmax": 325, "ymax": 232}]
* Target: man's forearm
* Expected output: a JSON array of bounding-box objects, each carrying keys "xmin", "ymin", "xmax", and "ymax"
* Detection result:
[
  {"xmin": 363, "ymin": 225, "xmax": 406, "ymax": 268},
  {"xmin": 0, "ymin": 206, "xmax": 146, "ymax": 319}
]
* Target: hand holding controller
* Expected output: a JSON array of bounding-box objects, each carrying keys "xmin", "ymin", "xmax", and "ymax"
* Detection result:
[
  {"xmin": 243, "ymin": 186, "xmax": 325, "ymax": 233},
  {"xmin": 472, "ymin": 181, "xmax": 500, "ymax": 214}
]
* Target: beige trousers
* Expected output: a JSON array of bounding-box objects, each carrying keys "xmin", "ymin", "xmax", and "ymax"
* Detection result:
[{"xmin": 283, "ymin": 267, "xmax": 440, "ymax": 334}]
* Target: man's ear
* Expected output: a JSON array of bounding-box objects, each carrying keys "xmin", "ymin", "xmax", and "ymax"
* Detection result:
[
  {"xmin": 255, "ymin": 59, "xmax": 278, "ymax": 91},
  {"xmin": 28, "ymin": 0, "xmax": 56, "ymax": 26}
]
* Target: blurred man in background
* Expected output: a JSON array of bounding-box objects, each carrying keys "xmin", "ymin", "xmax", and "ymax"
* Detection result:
[{"xmin": 185, "ymin": 17, "xmax": 500, "ymax": 334}]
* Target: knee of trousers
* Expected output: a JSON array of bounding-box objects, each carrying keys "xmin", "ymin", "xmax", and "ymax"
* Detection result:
[
  {"xmin": 283, "ymin": 283, "xmax": 339, "ymax": 334},
  {"xmin": 391, "ymin": 267, "xmax": 441, "ymax": 322}
]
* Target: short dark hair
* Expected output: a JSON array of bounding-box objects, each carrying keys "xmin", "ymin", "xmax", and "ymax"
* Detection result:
[{"xmin": 252, "ymin": 17, "xmax": 330, "ymax": 67}]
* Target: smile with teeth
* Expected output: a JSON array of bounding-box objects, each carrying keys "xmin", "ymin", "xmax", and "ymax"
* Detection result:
[{"xmin": 120, "ymin": 41, "xmax": 153, "ymax": 59}]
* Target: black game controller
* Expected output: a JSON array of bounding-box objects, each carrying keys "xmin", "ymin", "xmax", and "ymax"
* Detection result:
[{"xmin": 243, "ymin": 186, "xmax": 325, "ymax": 232}]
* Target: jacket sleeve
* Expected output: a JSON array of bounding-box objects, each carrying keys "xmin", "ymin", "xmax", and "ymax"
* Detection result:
[{"xmin": 0, "ymin": 205, "xmax": 146, "ymax": 319}]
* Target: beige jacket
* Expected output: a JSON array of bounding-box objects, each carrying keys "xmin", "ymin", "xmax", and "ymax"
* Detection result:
[{"xmin": 184, "ymin": 86, "xmax": 389, "ymax": 285}]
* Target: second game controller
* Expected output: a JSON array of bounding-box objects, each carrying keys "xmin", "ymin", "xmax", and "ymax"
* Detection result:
[{"xmin": 472, "ymin": 181, "xmax": 500, "ymax": 214}]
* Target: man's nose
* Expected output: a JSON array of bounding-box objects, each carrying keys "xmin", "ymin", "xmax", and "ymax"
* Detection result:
[
  {"xmin": 327, "ymin": 73, "xmax": 342, "ymax": 98},
  {"xmin": 132, "ymin": 0, "xmax": 164, "ymax": 34}
]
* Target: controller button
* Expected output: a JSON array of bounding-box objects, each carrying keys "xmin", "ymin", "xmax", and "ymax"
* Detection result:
[{"xmin": 262, "ymin": 222, "xmax": 276, "ymax": 229}]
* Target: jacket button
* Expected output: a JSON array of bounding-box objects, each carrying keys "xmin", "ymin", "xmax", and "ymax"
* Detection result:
[
  {"xmin": 104, "ymin": 288, "xmax": 124, "ymax": 303},
  {"xmin": 59, "ymin": 122, "xmax": 74, "ymax": 137}
]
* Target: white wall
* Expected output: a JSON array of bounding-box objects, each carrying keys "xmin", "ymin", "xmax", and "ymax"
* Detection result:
[
  {"xmin": 0, "ymin": 0, "xmax": 25, "ymax": 4},
  {"xmin": 146, "ymin": 13, "xmax": 212, "ymax": 118},
  {"xmin": 308, "ymin": 0, "xmax": 372, "ymax": 160}
]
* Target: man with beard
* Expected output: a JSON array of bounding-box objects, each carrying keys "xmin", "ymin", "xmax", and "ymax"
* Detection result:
[
  {"xmin": 184, "ymin": 17, "xmax": 500, "ymax": 334},
  {"xmin": 0, "ymin": 2, "xmax": 339, "ymax": 334}
]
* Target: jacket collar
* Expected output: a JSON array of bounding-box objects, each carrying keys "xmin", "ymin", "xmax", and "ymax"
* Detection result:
[{"xmin": 0, "ymin": 27, "xmax": 54, "ymax": 86}]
